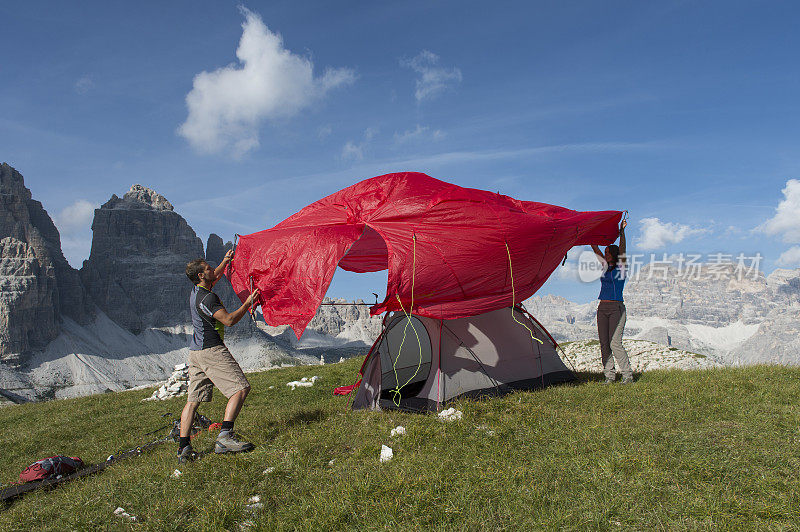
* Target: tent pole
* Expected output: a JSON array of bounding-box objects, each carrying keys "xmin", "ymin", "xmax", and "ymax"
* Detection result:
[
  {"xmin": 517, "ymin": 307, "xmax": 546, "ymax": 388},
  {"xmin": 436, "ymin": 319, "xmax": 443, "ymax": 410}
]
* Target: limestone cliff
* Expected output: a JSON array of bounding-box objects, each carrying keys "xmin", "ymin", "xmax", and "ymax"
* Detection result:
[
  {"xmin": 0, "ymin": 163, "xmax": 91, "ymax": 363},
  {"xmin": 80, "ymin": 185, "xmax": 204, "ymax": 333}
]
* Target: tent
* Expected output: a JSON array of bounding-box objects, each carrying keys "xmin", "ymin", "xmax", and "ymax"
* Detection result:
[
  {"xmin": 350, "ymin": 306, "xmax": 573, "ymax": 412},
  {"xmin": 227, "ymin": 172, "xmax": 622, "ymax": 409}
]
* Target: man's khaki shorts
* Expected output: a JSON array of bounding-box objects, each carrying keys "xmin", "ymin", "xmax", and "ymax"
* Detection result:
[{"xmin": 187, "ymin": 345, "xmax": 250, "ymax": 402}]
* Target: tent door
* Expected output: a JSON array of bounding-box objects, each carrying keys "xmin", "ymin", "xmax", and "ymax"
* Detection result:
[{"xmin": 379, "ymin": 315, "xmax": 432, "ymax": 400}]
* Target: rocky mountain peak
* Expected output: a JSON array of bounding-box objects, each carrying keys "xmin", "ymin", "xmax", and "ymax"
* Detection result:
[
  {"xmin": 101, "ymin": 184, "xmax": 173, "ymax": 211},
  {"xmin": 0, "ymin": 163, "xmax": 32, "ymax": 200},
  {"xmin": 1, "ymin": 164, "xmax": 92, "ymax": 364},
  {"xmin": 81, "ymin": 186, "xmax": 203, "ymax": 333}
]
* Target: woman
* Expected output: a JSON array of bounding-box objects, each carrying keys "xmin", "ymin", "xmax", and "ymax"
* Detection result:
[{"xmin": 591, "ymin": 219, "xmax": 632, "ymax": 384}]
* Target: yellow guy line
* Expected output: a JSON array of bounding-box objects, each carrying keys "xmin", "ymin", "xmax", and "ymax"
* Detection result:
[{"xmin": 505, "ymin": 241, "xmax": 543, "ymax": 345}]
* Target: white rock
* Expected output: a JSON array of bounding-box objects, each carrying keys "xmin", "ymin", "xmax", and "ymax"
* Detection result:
[
  {"xmin": 390, "ymin": 426, "xmax": 406, "ymax": 437},
  {"xmin": 174, "ymin": 363, "xmax": 188, "ymax": 371},
  {"xmin": 172, "ymin": 469, "xmax": 182, "ymax": 478},
  {"xmin": 379, "ymin": 445, "xmax": 393, "ymax": 463},
  {"xmin": 438, "ymin": 408, "xmax": 463, "ymax": 422},
  {"xmin": 286, "ymin": 376, "xmax": 320, "ymax": 390},
  {"xmin": 319, "ymin": 355, "xmax": 325, "ymax": 365},
  {"xmin": 245, "ymin": 494, "xmax": 263, "ymax": 510},
  {"xmin": 114, "ymin": 507, "xmax": 136, "ymax": 521},
  {"xmin": 263, "ymin": 467, "xmax": 275, "ymax": 474}
]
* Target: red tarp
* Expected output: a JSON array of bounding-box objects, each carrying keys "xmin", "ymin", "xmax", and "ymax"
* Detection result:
[{"xmin": 228, "ymin": 172, "xmax": 622, "ymax": 338}]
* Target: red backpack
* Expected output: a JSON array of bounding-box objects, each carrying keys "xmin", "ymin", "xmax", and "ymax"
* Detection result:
[{"xmin": 19, "ymin": 456, "xmax": 84, "ymax": 483}]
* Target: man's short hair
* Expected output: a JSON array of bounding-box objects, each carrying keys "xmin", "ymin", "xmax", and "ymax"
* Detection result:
[{"xmin": 186, "ymin": 259, "xmax": 207, "ymax": 284}]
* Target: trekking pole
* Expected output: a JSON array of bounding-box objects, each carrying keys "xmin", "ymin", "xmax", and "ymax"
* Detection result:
[
  {"xmin": 227, "ymin": 234, "xmax": 239, "ymax": 276},
  {"xmin": 248, "ymin": 275, "xmax": 259, "ymax": 322}
]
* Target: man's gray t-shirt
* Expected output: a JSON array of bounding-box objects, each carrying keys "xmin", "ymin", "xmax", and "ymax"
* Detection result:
[{"xmin": 189, "ymin": 285, "xmax": 225, "ymax": 350}]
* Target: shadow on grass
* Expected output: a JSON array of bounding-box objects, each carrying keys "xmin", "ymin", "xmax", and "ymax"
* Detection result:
[
  {"xmin": 570, "ymin": 371, "xmax": 643, "ymax": 384},
  {"xmin": 261, "ymin": 408, "xmax": 331, "ymax": 440}
]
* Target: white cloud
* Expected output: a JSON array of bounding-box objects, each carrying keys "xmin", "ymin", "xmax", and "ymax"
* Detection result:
[
  {"xmin": 341, "ymin": 141, "xmax": 363, "ymax": 161},
  {"xmin": 393, "ymin": 124, "xmax": 445, "ymax": 144},
  {"xmin": 637, "ymin": 217, "xmax": 707, "ymax": 250},
  {"xmin": 74, "ymin": 76, "xmax": 93, "ymax": 94},
  {"xmin": 776, "ymin": 246, "xmax": 800, "ymax": 267},
  {"xmin": 177, "ymin": 7, "xmax": 355, "ymax": 157},
  {"xmin": 757, "ymin": 179, "xmax": 800, "ymax": 243},
  {"xmin": 556, "ymin": 260, "xmax": 580, "ymax": 281},
  {"xmin": 55, "ymin": 200, "xmax": 96, "ymax": 235},
  {"xmin": 317, "ymin": 125, "xmax": 332, "ymax": 140},
  {"xmin": 342, "ymin": 128, "xmax": 377, "ymax": 161},
  {"xmin": 401, "ymin": 50, "xmax": 462, "ymax": 102},
  {"xmin": 54, "ymin": 200, "xmax": 97, "ymax": 268}
]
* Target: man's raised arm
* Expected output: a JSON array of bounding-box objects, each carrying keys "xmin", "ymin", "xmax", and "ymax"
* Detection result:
[
  {"xmin": 212, "ymin": 249, "xmax": 235, "ymax": 286},
  {"xmin": 212, "ymin": 289, "xmax": 260, "ymax": 327}
]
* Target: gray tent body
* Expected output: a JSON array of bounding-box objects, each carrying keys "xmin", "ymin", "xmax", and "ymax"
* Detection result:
[{"xmin": 352, "ymin": 306, "xmax": 575, "ymax": 412}]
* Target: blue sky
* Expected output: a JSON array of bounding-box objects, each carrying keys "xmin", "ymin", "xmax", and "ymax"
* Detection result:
[{"xmin": 2, "ymin": 0, "xmax": 800, "ymax": 303}]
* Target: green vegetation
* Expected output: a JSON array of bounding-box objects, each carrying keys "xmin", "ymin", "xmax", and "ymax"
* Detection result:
[{"xmin": 2, "ymin": 361, "xmax": 800, "ymax": 530}]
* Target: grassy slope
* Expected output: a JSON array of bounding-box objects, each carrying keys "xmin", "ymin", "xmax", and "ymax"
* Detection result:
[{"xmin": 1, "ymin": 360, "xmax": 799, "ymax": 531}]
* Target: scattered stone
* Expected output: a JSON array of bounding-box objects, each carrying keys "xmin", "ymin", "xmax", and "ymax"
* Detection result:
[
  {"xmin": 438, "ymin": 408, "xmax": 463, "ymax": 422},
  {"xmin": 263, "ymin": 467, "xmax": 275, "ymax": 474},
  {"xmin": 319, "ymin": 355, "xmax": 325, "ymax": 365},
  {"xmin": 246, "ymin": 495, "xmax": 263, "ymax": 510},
  {"xmin": 379, "ymin": 445, "xmax": 393, "ymax": 463},
  {"xmin": 172, "ymin": 469, "xmax": 182, "ymax": 478},
  {"xmin": 286, "ymin": 376, "xmax": 320, "ymax": 390},
  {"xmin": 114, "ymin": 507, "xmax": 137, "ymax": 521},
  {"xmin": 390, "ymin": 426, "xmax": 406, "ymax": 437},
  {"xmin": 560, "ymin": 339, "xmax": 722, "ymax": 373}
]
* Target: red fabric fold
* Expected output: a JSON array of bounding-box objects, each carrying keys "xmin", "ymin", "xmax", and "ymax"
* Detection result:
[{"xmin": 228, "ymin": 172, "xmax": 621, "ymax": 338}]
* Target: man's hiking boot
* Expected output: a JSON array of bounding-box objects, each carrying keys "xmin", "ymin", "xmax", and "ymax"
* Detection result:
[
  {"xmin": 215, "ymin": 431, "xmax": 255, "ymax": 454},
  {"xmin": 602, "ymin": 376, "xmax": 615, "ymax": 385},
  {"xmin": 177, "ymin": 445, "xmax": 199, "ymax": 463}
]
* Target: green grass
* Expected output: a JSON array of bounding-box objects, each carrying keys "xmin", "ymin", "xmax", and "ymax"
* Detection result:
[{"xmin": 2, "ymin": 361, "xmax": 800, "ymax": 531}]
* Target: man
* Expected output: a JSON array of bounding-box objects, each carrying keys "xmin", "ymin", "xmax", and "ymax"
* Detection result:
[{"xmin": 179, "ymin": 250, "xmax": 260, "ymax": 462}]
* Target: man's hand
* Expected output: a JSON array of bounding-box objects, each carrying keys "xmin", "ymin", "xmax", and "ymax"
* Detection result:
[
  {"xmin": 211, "ymin": 249, "xmax": 236, "ymax": 285},
  {"xmin": 213, "ymin": 288, "xmax": 261, "ymax": 327},
  {"xmin": 247, "ymin": 288, "xmax": 260, "ymax": 307}
]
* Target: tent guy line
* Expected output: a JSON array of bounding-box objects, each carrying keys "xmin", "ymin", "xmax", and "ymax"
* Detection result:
[{"xmin": 506, "ymin": 240, "xmax": 544, "ymax": 345}]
